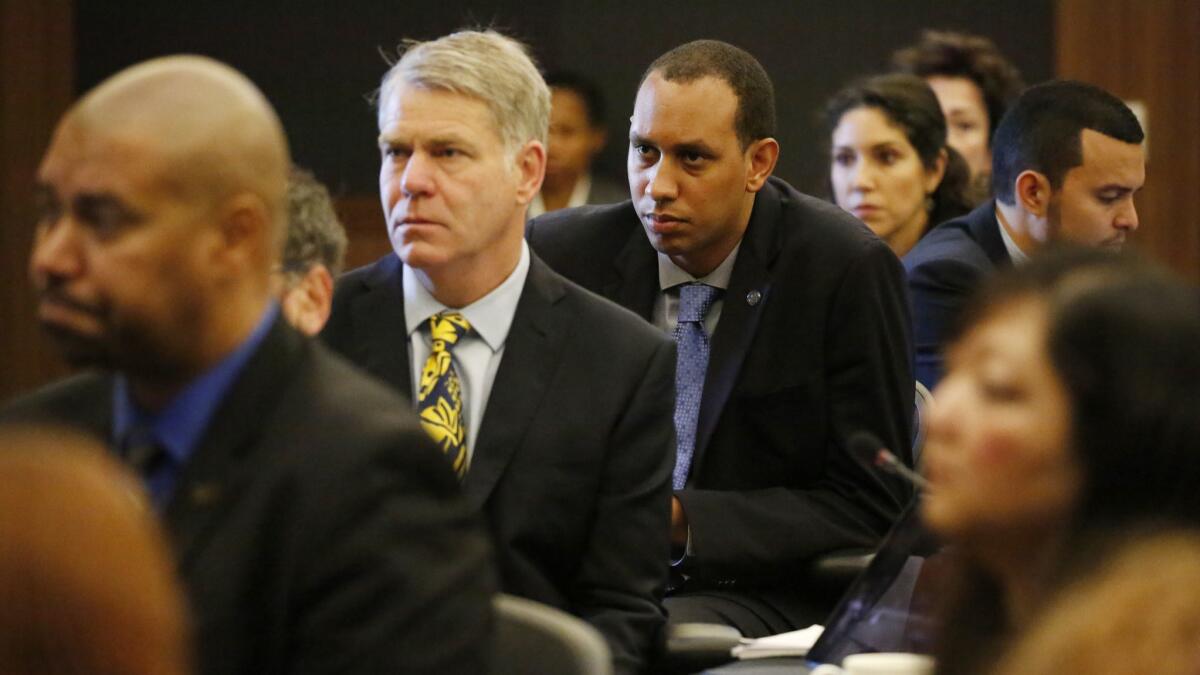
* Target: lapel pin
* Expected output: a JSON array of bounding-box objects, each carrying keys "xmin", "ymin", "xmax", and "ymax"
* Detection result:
[
  {"xmin": 745, "ymin": 290, "xmax": 762, "ymax": 307},
  {"xmin": 189, "ymin": 483, "xmax": 222, "ymax": 506}
]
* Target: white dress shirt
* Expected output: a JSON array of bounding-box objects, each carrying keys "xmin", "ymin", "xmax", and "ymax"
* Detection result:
[
  {"xmin": 652, "ymin": 242, "xmax": 742, "ymax": 335},
  {"xmin": 403, "ymin": 242, "xmax": 531, "ymax": 467},
  {"xmin": 527, "ymin": 173, "xmax": 594, "ymax": 219},
  {"xmin": 996, "ymin": 208, "xmax": 1031, "ymax": 265}
]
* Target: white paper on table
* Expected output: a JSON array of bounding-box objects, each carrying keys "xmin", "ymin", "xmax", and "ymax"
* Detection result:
[{"xmin": 730, "ymin": 624, "xmax": 825, "ymax": 660}]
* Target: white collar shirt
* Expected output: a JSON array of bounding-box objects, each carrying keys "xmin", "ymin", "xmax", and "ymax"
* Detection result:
[
  {"xmin": 402, "ymin": 242, "xmax": 531, "ymax": 466},
  {"xmin": 652, "ymin": 241, "xmax": 742, "ymax": 336}
]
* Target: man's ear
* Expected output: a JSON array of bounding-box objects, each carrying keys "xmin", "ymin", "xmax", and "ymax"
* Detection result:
[
  {"xmin": 208, "ymin": 193, "xmax": 272, "ymax": 281},
  {"xmin": 745, "ymin": 137, "xmax": 780, "ymax": 192},
  {"xmin": 924, "ymin": 148, "xmax": 949, "ymax": 194},
  {"xmin": 514, "ymin": 140, "xmax": 547, "ymax": 204},
  {"xmin": 1014, "ymin": 170, "xmax": 1052, "ymax": 217},
  {"xmin": 280, "ymin": 264, "xmax": 334, "ymax": 337}
]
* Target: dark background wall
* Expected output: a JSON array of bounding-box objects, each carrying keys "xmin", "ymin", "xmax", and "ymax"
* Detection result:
[
  {"xmin": 7, "ymin": 1, "xmax": 1197, "ymax": 400},
  {"xmin": 74, "ymin": 0, "xmax": 1053, "ymax": 198}
]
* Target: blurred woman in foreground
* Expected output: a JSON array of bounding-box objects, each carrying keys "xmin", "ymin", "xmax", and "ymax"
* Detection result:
[{"xmin": 920, "ymin": 248, "xmax": 1200, "ymax": 674}]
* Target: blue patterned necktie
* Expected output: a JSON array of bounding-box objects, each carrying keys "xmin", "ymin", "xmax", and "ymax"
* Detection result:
[
  {"xmin": 417, "ymin": 312, "xmax": 471, "ymax": 480},
  {"xmin": 672, "ymin": 283, "xmax": 721, "ymax": 490}
]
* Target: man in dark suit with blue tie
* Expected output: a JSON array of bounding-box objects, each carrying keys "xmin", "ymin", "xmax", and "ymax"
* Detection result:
[
  {"xmin": 1, "ymin": 55, "xmax": 493, "ymax": 675},
  {"xmin": 527, "ymin": 40, "xmax": 915, "ymax": 636},
  {"xmin": 320, "ymin": 30, "xmax": 675, "ymax": 675},
  {"xmin": 904, "ymin": 80, "xmax": 1146, "ymax": 388}
]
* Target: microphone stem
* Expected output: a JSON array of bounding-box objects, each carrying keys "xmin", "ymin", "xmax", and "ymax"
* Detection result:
[{"xmin": 879, "ymin": 450, "xmax": 930, "ymax": 490}]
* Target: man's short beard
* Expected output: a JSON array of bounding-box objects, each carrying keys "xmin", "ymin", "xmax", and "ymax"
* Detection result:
[
  {"xmin": 41, "ymin": 322, "xmax": 116, "ymax": 371},
  {"xmin": 41, "ymin": 319, "xmax": 190, "ymax": 385},
  {"xmin": 1045, "ymin": 194, "xmax": 1063, "ymax": 243}
]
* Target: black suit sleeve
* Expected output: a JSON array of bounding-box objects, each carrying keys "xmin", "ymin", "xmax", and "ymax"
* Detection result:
[
  {"xmin": 290, "ymin": 424, "xmax": 495, "ymax": 675},
  {"xmin": 907, "ymin": 255, "xmax": 988, "ymax": 390},
  {"xmin": 676, "ymin": 240, "xmax": 914, "ymax": 579},
  {"xmin": 574, "ymin": 337, "xmax": 675, "ymax": 675}
]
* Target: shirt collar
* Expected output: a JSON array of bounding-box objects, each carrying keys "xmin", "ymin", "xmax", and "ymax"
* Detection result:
[
  {"xmin": 112, "ymin": 303, "xmax": 280, "ymax": 465},
  {"xmin": 567, "ymin": 173, "xmax": 592, "ymax": 209},
  {"xmin": 403, "ymin": 241, "xmax": 531, "ymax": 352},
  {"xmin": 527, "ymin": 173, "xmax": 594, "ymax": 219},
  {"xmin": 657, "ymin": 240, "xmax": 741, "ymax": 291},
  {"xmin": 996, "ymin": 207, "xmax": 1031, "ymax": 265}
]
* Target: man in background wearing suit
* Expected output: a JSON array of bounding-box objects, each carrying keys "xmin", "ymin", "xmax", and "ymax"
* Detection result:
[
  {"xmin": 1, "ymin": 55, "xmax": 494, "ymax": 675},
  {"xmin": 273, "ymin": 166, "xmax": 348, "ymax": 336},
  {"xmin": 320, "ymin": 31, "xmax": 674, "ymax": 675},
  {"xmin": 527, "ymin": 40, "xmax": 914, "ymax": 636},
  {"xmin": 904, "ymin": 80, "xmax": 1145, "ymax": 388},
  {"xmin": 527, "ymin": 71, "xmax": 628, "ymax": 217}
]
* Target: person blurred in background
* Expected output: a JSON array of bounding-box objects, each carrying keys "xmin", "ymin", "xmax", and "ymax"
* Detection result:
[
  {"xmin": 0, "ymin": 428, "xmax": 190, "ymax": 675},
  {"xmin": 892, "ymin": 30, "xmax": 1025, "ymax": 204},
  {"xmin": 274, "ymin": 166, "xmax": 347, "ymax": 336},
  {"xmin": 826, "ymin": 73, "xmax": 972, "ymax": 257},
  {"xmin": 920, "ymin": 248, "xmax": 1200, "ymax": 675},
  {"xmin": 527, "ymin": 71, "xmax": 627, "ymax": 217}
]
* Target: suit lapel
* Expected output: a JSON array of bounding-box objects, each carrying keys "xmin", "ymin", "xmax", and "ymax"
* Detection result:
[
  {"xmin": 353, "ymin": 255, "xmax": 414, "ymax": 397},
  {"xmin": 465, "ymin": 255, "xmax": 569, "ymax": 510},
  {"xmin": 606, "ymin": 224, "xmax": 659, "ymax": 321},
  {"xmin": 690, "ymin": 183, "xmax": 782, "ymax": 477},
  {"xmin": 165, "ymin": 317, "xmax": 303, "ymax": 570}
]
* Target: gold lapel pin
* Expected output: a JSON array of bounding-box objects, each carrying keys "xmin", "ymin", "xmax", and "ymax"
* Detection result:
[{"xmin": 189, "ymin": 483, "xmax": 222, "ymax": 506}]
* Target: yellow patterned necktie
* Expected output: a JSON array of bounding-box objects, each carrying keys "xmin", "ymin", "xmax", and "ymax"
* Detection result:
[{"xmin": 417, "ymin": 312, "xmax": 472, "ymax": 480}]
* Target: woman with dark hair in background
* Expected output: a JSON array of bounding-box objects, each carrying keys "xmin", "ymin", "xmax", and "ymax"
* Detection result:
[
  {"xmin": 892, "ymin": 30, "xmax": 1026, "ymax": 204},
  {"xmin": 826, "ymin": 73, "xmax": 972, "ymax": 258},
  {"xmin": 920, "ymin": 248, "xmax": 1200, "ymax": 675}
]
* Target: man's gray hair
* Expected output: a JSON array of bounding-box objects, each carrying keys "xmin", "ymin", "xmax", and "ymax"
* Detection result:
[
  {"xmin": 282, "ymin": 167, "xmax": 348, "ymax": 279},
  {"xmin": 377, "ymin": 30, "xmax": 550, "ymax": 153}
]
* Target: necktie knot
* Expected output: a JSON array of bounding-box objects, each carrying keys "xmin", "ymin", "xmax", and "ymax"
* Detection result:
[
  {"xmin": 677, "ymin": 283, "xmax": 720, "ymax": 324},
  {"xmin": 428, "ymin": 312, "xmax": 471, "ymax": 350},
  {"xmin": 121, "ymin": 424, "xmax": 170, "ymax": 482}
]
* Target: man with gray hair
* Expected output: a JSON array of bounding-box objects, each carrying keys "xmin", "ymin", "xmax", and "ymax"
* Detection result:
[
  {"xmin": 322, "ymin": 30, "xmax": 675, "ymax": 674},
  {"xmin": 274, "ymin": 166, "xmax": 348, "ymax": 335}
]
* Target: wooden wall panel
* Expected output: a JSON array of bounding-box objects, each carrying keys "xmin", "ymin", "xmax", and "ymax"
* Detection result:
[
  {"xmin": 1057, "ymin": 0, "xmax": 1200, "ymax": 283},
  {"xmin": 335, "ymin": 195, "xmax": 392, "ymax": 272},
  {"xmin": 0, "ymin": 0, "xmax": 73, "ymax": 401}
]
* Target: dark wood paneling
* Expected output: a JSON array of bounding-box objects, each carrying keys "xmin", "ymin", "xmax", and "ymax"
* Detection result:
[
  {"xmin": 335, "ymin": 195, "xmax": 392, "ymax": 271},
  {"xmin": 1057, "ymin": 0, "xmax": 1200, "ymax": 283},
  {"xmin": 74, "ymin": 0, "xmax": 1054, "ymax": 199},
  {"xmin": 0, "ymin": 0, "xmax": 73, "ymax": 400}
]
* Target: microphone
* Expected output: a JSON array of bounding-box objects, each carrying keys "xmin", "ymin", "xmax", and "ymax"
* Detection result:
[{"xmin": 847, "ymin": 431, "xmax": 929, "ymax": 490}]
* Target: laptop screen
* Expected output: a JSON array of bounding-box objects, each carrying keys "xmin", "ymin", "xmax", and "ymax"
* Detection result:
[{"xmin": 805, "ymin": 499, "xmax": 946, "ymax": 665}]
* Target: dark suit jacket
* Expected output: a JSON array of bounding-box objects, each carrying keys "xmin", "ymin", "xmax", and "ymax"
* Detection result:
[
  {"xmin": 0, "ymin": 318, "xmax": 495, "ymax": 675},
  {"xmin": 321, "ymin": 253, "xmax": 675, "ymax": 675},
  {"xmin": 903, "ymin": 200, "xmax": 1013, "ymax": 389},
  {"xmin": 527, "ymin": 177, "xmax": 915, "ymax": 612}
]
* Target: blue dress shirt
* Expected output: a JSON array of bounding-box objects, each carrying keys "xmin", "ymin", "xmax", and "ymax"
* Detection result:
[{"xmin": 112, "ymin": 304, "xmax": 280, "ymax": 509}]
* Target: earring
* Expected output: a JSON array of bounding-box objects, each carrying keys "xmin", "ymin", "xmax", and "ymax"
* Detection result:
[{"xmin": 925, "ymin": 194, "xmax": 934, "ymax": 212}]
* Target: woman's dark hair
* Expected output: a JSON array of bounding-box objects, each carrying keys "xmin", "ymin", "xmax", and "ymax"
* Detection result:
[
  {"xmin": 824, "ymin": 73, "xmax": 972, "ymax": 231},
  {"xmin": 937, "ymin": 247, "xmax": 1200, "ymax": 674}
]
